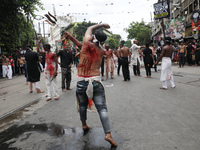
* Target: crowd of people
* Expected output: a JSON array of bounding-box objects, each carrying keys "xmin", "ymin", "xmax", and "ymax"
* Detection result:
[{"xmin": 1, "ymin": 23, "xmax": 200, "ymax": 147}]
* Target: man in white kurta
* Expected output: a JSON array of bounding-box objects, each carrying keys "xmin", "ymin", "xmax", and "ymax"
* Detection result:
[
  {"xmin": 130, "ymin": 40, "xmax": 142, "ymax": 76},
  {"xmin": 155, "ymin": 37, "xmax": 175, "ymax": 89}
]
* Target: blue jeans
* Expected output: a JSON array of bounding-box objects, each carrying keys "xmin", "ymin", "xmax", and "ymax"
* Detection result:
[{"xmin": 76, "ymin": 80, "xmax": 112, "ymax": 133}]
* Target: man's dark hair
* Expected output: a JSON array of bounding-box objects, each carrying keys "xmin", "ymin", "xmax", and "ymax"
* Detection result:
[
  {"xmin": 26, "ymin": 44, "xmax": 32, "ymax": 51},
  {"xmin": 165, "ymin": 37, "xmax": 171, "ymax": 45},
  {"xmin": 120, "ymin": 40, "xmax": 125, "ymax": 45},
  {"xmin": 146, "ymin": 42, "xmax": 150, "ymax": 47},
  {"xmin": 94, "ymin": 30, "xmax": 107, "ymax": 43},
  {"xmin": 43, "ymin": 44, "xmax": 51, "ymax": 50}
]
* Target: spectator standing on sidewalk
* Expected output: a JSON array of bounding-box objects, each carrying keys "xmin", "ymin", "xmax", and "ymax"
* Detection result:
[
  {"xmin": 1, "ymin": 55, "xmax": 12, "ymax": 79},
  {"xmin": 8, "ymin": 56, "xmax": 15, "ymax": 76},
  {"xmin": 17, "ymin": 55, "xmax": 25, "ymax": 74}
]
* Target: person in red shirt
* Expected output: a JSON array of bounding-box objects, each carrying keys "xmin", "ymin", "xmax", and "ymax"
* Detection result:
[{"xmin": 8, "ymin": 56, "xmax": 15, "ymax": 75}]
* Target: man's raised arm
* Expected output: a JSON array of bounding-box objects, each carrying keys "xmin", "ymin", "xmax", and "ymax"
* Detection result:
[
  {"xmin": 37, "ymin": 38, "xmax": 45, "ymax": 54},
  {"xmin": 84, "ymin": 23, "xmax": 110, "ymax": 43},
  {"xmin": 64, "ymin": 31, "xmax": 83, "ymax": 49}
]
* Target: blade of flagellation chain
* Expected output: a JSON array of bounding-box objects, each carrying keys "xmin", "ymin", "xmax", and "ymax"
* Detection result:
[
  {"xmin": 44, "ymin": 14, "xmax": 56, "ymax": 24},
  {"xmin": 48, "ymin": 11, "xmax": 57, "ymax": 22}
]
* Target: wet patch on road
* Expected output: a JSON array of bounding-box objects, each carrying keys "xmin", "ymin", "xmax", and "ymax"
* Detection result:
[
  {"xmin": 0, "ymin": 123, "xmax": 124, "ymax": 150},
  {"xmin": 0, "ymin": 99, "xmax": 47, "ymax": 132}
]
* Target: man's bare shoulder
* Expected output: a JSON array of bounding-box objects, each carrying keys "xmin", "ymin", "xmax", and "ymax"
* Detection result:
[{"xmin": 121, "ymin": 46, "xmax": 129, "ymax": 50}]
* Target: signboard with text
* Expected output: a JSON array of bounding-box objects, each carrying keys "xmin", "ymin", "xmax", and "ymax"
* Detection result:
[{"xmin": 153, "ymin": 1, "xmax": 170, "ymax": 20}]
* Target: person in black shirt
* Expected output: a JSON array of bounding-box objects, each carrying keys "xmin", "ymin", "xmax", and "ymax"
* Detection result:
[
  {"xmin": 143, "ymin": 42, "xmax": 154, "ymax": 78},
  {"xmin": 57, "ymin": 43, "xmax": 73, "ymax": 91}
]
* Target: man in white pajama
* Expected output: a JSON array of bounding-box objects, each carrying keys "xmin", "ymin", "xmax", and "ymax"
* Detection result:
[
  {"xmin": 155, "ymin": 37, "xmax": 175, "ymax": 90},
  {"xmin": 1, "ymin": 55, "xmax": 12, "ymax": 79},
  {"xmin": 37, "ymin": 39, "xmax": 59, "ymax": 101}
]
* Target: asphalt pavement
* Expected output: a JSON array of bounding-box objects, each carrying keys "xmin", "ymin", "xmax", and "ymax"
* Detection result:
[{"xmin": 0, "ymin": 63, "xmax": 200, "ymax": 150}]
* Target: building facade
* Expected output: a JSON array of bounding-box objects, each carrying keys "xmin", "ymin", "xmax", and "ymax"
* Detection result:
[
  {"xmin": 152, "ymin": 0, "xmax": 199, "ymax": 43},
  {"xmin": 47, "ymin": 16, "xmax": 74, "ymax": 51}
]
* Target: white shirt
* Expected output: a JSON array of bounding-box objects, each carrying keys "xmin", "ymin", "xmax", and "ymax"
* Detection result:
[{"xmin": 130, "ymin": 44, "xmax": 141, "ymax": 65}]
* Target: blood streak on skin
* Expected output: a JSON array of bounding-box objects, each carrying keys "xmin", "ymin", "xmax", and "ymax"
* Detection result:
[{"xmin": 78, "ymin": 42, "xmax": 100, "ymax": 75}]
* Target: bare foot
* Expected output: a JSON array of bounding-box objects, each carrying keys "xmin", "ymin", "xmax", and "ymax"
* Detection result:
[
  {"xmin": 82, "ymin": 126, "xmax": 90, "ymax": 131},
  {"xmin": 160, "ymin": 87, "xmax": 167, "ymax": 90},
  {"xmin": 105, "ymin": 135, "xmax": 118, "ymax": 147},
  {"xmin": 30, "ymin": 91, "xmax": 33, "ymax": 93},
  {"xmin": 37, "ymin": 90, "xmax": 45, "ymax": 93}
]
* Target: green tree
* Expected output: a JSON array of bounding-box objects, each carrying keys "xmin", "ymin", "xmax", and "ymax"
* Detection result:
[
  {"xmin": 107, "ymin": 34, "xmax": 121, "ymax": 50},
  {"xmin": 0, "ymin": 0, "xmax": 43, "ymax": 55},
  {"xmin": 74, "ymin": 21, "xmax": 97, "ymax": 42},
  {"xmin": 125, "ymin": 21, "xmax": 152, "ymax": 45},
  {"xmin": 125, "ymin": 40, "xmax": 132, "ymax": 48}
]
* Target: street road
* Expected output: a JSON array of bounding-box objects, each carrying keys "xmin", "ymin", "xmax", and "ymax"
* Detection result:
[{"xmin": 0, "ymin": 64, "xmax": 200, "ymax": 150}]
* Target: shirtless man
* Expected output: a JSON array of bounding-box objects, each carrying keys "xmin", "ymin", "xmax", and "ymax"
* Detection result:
[
  {"xmin": 64, "ymin": 24, "xmax": 117, "ymax": 147},
  {"xmin": 155, "ymin": 37, "xmax": 175, "ymax": 90},
  {"xmin": 17, "ymin": 55, "xmax": 25, "ymax": 74},
  {"xmin": 1, "ymin": 55, "xmax": 12, "ymax": 79},
  {"xmin": 104, "ymin": 45, "xmax": 114, "ymax": 80},
  {"xmin": 116, "ymin": 48, "xmax": 122, "ymax": 75},
  {"xmin": 177, "ymin": 42, "xmax": 187, "ymax": 68},
  {"xmin": 119, "ymin": 40, "xmax": 131, "ymax": 81}
]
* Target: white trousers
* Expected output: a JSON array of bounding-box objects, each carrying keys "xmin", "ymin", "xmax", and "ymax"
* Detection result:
[
  {"xmin": 29, "ymin": 82, "xmax": 40, "ymax": 90},
  {"xmin": 45, "ymin": 70, "xmax": 59, "ymax": 98},
  {"xmin": 162, "ymin": 78, "xmax": 175, "ymax": 89},
  {"xmin": 2, "ymin": 65, "xmax": 12, "ymax": 79}
]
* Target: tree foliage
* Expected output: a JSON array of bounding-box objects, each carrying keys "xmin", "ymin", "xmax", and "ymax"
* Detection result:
[
  {"xmin": 107, "ymin": 34, "xmax": 121, "ymax": 50},
  {"xmin": 125, "ymin": 21, "xmax": 152, "ymax": 45},
  {"xmin": 0, "ymin": 0, "xmax": 43, "ymax": 55},
  {"xmin": 125, "ymin": 40, "xmax": 132, "ymax": 48},
  {"xmin": 74, "ymin": 21, "xmax": 97, "ymax": 42}
]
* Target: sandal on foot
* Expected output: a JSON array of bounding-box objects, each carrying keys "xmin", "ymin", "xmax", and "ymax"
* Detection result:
[
  {"xmin": 46, "ymin": 97, "xmax": 51, "ymax": 101},
  {"xmin": 54, "ymin": 96, "xmax": 59, "ymax": 100}
]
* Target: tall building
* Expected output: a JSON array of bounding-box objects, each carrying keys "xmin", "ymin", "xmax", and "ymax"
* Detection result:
[
  {"xmin": 47, "ymin": 16, "xmax": 74, "ymax": 51},
  {"xmin": 152, "ymin": 0, "xmax": 199, "ymax": 43}
]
